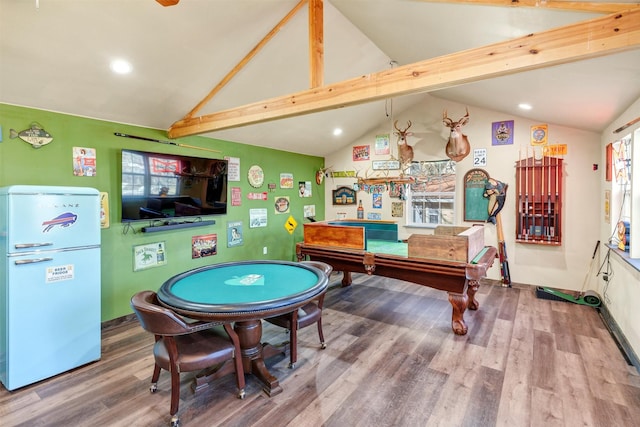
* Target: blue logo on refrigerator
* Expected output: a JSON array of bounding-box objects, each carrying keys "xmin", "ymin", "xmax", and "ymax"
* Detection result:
[{"xmin": 42, "ymin": 212, "xmax": 78, "ymax": 232}]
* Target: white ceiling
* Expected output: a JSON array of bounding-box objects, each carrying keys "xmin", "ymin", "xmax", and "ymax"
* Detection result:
[{"xmin": 1, "ymin": 0, "xmax": 639, "ymax": 157}]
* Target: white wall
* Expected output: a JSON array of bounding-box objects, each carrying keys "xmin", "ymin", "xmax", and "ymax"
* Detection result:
[
  {"xmin": 598, "ymin": 96, "xmax": 640, "ymax": 361},
  {"xmin": 325, "ymin": 93, "xmax": 601, "ymax": 287}
]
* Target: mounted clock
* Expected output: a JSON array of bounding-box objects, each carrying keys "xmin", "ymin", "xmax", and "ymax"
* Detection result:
[{"xmin": 247, "ymin": 165, "xmax": 264, "ymax": 188}]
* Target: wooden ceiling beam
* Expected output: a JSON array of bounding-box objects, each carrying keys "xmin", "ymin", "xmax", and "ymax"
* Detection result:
[
  {"xmin": 416, "ymin": 0, "xmax": 639, "ymax": 14},
  {"xmin": 180, "ymin": 0, "xmax": 308, "ymax": 121},
  {"xmin": 168, "ymin": 8, "xmax": 640, "ymax": 139},
  {"xmin": 309, "ymin": 0, "xmax": 324, "ymax": 88}
]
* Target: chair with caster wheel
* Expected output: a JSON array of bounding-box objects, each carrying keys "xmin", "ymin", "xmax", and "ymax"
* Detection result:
[
  {"xmin": 264, "ymin": 260, "xmax": 332, "ymax": 368},
  {"xmin": 131, "ymin": 290, "xmax": 245, "ymax": 427}
]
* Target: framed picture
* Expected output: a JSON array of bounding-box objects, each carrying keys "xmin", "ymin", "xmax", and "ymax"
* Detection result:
[
  {"xmin": 374, "ymin": 134, "xmax": 390, "ymax": 155},
  {"xmin": 192, "ymin": 234, "xmax": 217, "ymax": 259},
  {"xmin": 133, "ymin": 242, "xmax": 166, "ymax": 271},
  {"xmin": 332, "ymin": 186, "xmax": 357, "ymax": 205},
  {"xmin": 352, "ymin": 145, "xmax": 370, "ymax": 161},
  {"xmin": 492, "ymin": 120, "xmax": 514, "ymax": 145},
  {"xmin": 531, "ymin": 124, "xmax": 548, "ymax": 145},
  {"xmin": 280, "ymin": 173, "xmax": 293, "ymax": 189},
  {"xmin": 391, "ymin": 202, "xmax": 403, "ymax": 217},
  {"xmin": 227, "ymin": 221, "xmax": 244, "ymax": 247},
  {"xmin": 372, "ymin": 160, "xmax": 400, "ymax": 170},
  {"xmin": 249, "ymin": 208, "xmax": 267, "ymax": 228}
]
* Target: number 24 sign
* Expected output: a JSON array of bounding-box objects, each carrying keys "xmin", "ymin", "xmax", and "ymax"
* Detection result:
[{"xmin": 473, "ymin": 148, "xmax": 487, "ymax": 166}]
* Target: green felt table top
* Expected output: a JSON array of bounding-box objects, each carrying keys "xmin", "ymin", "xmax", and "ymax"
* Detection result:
[
  {"xmin": 365, "ymin": 239, "xmax": 408, "ymax": 256},
  {"xmin": 158, "ymin": 260, "xmax": 327, "ymax": 314}
]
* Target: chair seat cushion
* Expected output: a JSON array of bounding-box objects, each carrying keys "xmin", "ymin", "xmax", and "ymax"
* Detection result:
[
  {"xmin": 153, "ymin": 329, "xmax": 235, "ymax": 372},
  {"xmin": 265, "ymin": 302, "xmax": 321, "ymax": 329}
]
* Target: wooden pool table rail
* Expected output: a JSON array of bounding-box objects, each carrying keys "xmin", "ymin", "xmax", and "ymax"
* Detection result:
[{"xmin": 297, "ymin": 221, "xmax": 497, "ymax": 335}]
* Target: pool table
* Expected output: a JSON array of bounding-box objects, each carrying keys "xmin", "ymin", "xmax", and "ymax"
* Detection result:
[
  {"xmin": 297, "ymin": 221, "xmax": 497, "ymax": 335},
  {"xmin": 157, "ymin": 260, "xmax": 329, "ymax": 396}
]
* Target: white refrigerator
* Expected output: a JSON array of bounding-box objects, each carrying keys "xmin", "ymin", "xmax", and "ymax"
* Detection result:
[{"xmin": 0, "ymin": 185, "xmax": 101, "ymax": 391}]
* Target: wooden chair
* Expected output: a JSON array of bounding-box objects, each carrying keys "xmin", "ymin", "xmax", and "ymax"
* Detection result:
[
  {"xmin": 264, "ymin": 261, "xmax": 332, "ymax": 368},
  {"xmin": 130, "ymin": 290, "xmax": 245, "ymax": 427}
]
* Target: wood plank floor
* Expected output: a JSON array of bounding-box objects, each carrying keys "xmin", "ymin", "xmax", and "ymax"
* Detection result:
[{"xmin": 2, "ymin": 273, "xmax": 639, "ymax": 427}]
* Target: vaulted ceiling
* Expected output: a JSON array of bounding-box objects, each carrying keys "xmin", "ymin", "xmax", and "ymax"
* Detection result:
[{"xmin": 1, "ymin": 0, "xmax": 639, "ymax": 157}]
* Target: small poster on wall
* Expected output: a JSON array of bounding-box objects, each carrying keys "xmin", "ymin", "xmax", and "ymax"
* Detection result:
[
  {"xmin": 133, "ymin": 242, "xmax": 166, "ymax": 271},
  {"xmin": 375, "ymin": 134, "xmax": 390, "ymax": 155},
  {"xmin": 227, "ymin": 221, "xmax": 244, "ymax": 247},
  {"xmin": 226, "ymin": 156, "xmax": 240, "ymax": 181},
  {"xmin": 192, "ymin": 234, "xmax": 217, "ymax": 259},
  {"xmin": 231, "ymin": 187, "xmax": 242, "ymax": 206},
  {"xmin": 280, "ymin": 173, "xmax": 294, "ymax": 189},
  {"xmin": 530, "ymin": 124, "xmax": 548, "ymax": 145},
  {"xmin": 304, "ymin": 204, "xmax": 316, "ymax": 218},
  {"xmin": 73, "ymin": 147, "xmax": 97, "ymax": 176},
  {"xmin": 391, "ymin": 202, "xmax": 403, "ymax": 217},
  {"xmin": 373, "ymin": 193, "xmax": 382, "ymax": 209},
  {"xmin": 100, "ymin": 192, "xmax": 109, "ymax": 229},
  {"xmin": 250, "ymin": 208, "xmax": 268, "ymax": 228},
  {"xmin": 492, "ymin": 120, "xmax": 514, "ymax": 145},
  {"xmin": 298, "ymin": 181, "xmax": 312, "ymax": 197},
  {"xmin": 473, "ymin": 148, "xmax": 487, "ymax": 167},
  {"xmin": 352, "ymin": 145, "xmax": 370, "ymax": 161},
  {"xmin": 274, "ymin": 196, "xmax": 290, "ymax": 214}
]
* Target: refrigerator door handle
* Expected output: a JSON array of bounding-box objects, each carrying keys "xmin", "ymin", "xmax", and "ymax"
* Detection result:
[
  {"xmin": 14, "ymin": 242, "xmax": 54, "ymax": 249},
  {"xmin": 14, "ymin": 257, "xmax": 54, "ymax": 265}
]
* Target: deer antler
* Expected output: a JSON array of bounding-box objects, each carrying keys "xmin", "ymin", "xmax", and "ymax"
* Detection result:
[
  {"xmin": 442, "ymin": 109, "xmax": 454, "ymax": 127},
  {"xmin": 459, "ymin": 107, "xmax": 470, "ymax": 124},
  {"xmin": 394, "ymin": 120, "xmax": 412, "ymax": 135}
]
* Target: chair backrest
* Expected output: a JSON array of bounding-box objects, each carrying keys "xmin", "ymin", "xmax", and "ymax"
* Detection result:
[
  {"xmin": 300, "ymin": 260, "xmax": 333, "ymax": 277},
  {"xmin": 130, "ymin": 290, "xmax": 193, "ymax": 336}
]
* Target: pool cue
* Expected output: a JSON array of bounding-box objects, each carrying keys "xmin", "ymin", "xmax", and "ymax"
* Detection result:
[
  {"xmin": 496, "ymin": 211, "xmax": 511, "ymax": 287},
  {"xmin": 547, "ymin": 156, "xmax": 552, "ymax": 241},
  {"xmin": 516, "ymin": 148, "xmax": 522, "ymax": 239},
  {"xmin": 525, "ymin": 149, "xmax": 529, "ymax": 240},
  {"xmin": 551, "ymin": 156, "xmax": 556, "ymax": 239},
  {"xmin": 114, "ymin": 132, "xmax": 222, "ymax": 153},
  {"xmin": 540, "ymin": 156, "xmax": 545, "ymax": 240},
  {"xmin": 532, "ymin": 152, "xmax": 537, "ymax": 239}
]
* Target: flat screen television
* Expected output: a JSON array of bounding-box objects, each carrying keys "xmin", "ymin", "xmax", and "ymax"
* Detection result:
[{"xmin": 121, "ymin": 149, "xmax": 228, "ymax": 222}]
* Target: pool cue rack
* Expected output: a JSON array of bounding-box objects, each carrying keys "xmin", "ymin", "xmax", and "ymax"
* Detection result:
[{"xmin": 515, "ymin": 154, "xmax": 563, "ymax": 245}]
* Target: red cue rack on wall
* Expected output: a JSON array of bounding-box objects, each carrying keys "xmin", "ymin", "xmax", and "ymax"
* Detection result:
[{"xmin": 515, "ymin": 155, "xmax": 563, "ymax": 245}]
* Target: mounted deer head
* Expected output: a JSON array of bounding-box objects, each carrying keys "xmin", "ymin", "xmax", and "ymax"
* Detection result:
[
  {"xmin": 394, "ymin": 120, "xmax": 414, "ymax": 166},
  {"xmin": 315, "ymin": 165, "xmax": 333, "ymax": 185},
  {"xmin": 442, "ymin": 107, "xmax": 471, "ymax": 162}
]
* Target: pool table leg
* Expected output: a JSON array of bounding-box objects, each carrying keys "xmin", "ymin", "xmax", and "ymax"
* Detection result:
[
  {"xmin": 467, "ymin": 279, "xmax": 480, "ymax": 311},
  {"xmin": 234, "ymin": 320, "xmax": 283, "ymax": 397},
  {"xmin": 342, "ymin": 271, "xmax": 352, "ymax": 286},
  {"xmin": 448, "ymin": 279, "xmax": 481, "ymax": 335},
  {"xmin": 448, "ymin": 291, "xmax": 469, "ymax": 335}
]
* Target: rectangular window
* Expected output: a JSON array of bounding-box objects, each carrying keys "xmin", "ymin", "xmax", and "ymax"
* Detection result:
[
  {"xmin": 406, "ymin": 160, "xmax": 456, "ymax": 227},
  {"xmin": 610, "ymin": 134, "xmax": 633, "ymax": 253}
]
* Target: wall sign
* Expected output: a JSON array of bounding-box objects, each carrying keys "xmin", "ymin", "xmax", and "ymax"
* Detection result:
[
  {"xmin": 473, "ymin": 148, "xmax": 487, "ymax": 167},
  {"xmin": 133, "ymin": 242, "xmax": 166, "ymax": 271},
  {"xmin": 332, "ymin": 186, "xmax": 357, "ymax": 205},
  {"xmin": 372, "ymin": 160, "xmax": 400, "ymax": 170}
]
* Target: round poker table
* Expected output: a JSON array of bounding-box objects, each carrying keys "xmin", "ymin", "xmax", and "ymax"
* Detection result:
[{"xmin": 157, "ymin": 260, "xmax": 329, "ymax": 396}]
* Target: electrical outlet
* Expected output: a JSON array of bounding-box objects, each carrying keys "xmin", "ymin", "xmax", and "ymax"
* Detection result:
[{"xmin": 263, "ymin": 247, "xmax": 267, "ymax": 255}]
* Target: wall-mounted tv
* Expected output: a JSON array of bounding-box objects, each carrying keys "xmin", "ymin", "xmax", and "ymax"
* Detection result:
[{"xmin": 121, "ymin": 149, "xmax": 228, "ymax": 222}]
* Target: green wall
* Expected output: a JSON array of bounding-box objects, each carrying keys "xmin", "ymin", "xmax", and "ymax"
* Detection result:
[{"xmin": 0, "ymin": 104, "xmax": 325, "ymax": 321}]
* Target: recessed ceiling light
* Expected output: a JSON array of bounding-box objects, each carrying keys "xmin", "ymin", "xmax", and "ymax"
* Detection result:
[
  {"xmin": 110, "ymin": 59, "xmax": 132, "ymax": 75},
  {"xmin": 518, "ymin": 103, "xmax": 532, "ymax": 110},
  {"xmin": 333, "ymin": 128, "xmax": 343, "ymax": 136}
]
